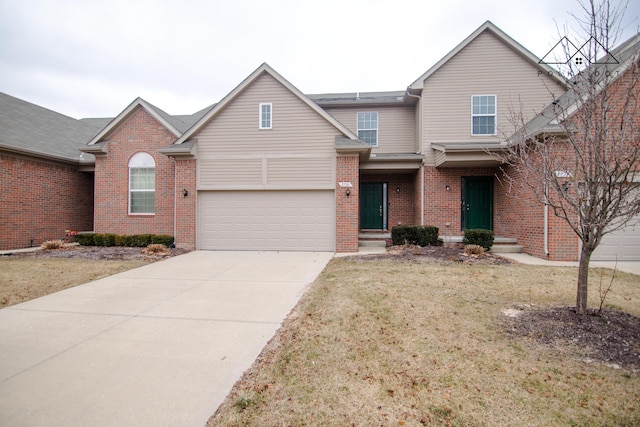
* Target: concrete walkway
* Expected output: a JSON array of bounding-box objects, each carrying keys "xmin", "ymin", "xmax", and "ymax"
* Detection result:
[
  {"xmin": 0, "ymin": 251, "xmax": 333, "ymax": 427},
  {"xmin": 499, "ymin": 253, "xmax": 640, "ymax": 276}
]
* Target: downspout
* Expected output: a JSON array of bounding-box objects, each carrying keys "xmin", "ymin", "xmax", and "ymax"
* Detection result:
[
  {"xmin": 544, "ymin": 169, "xmax": 549, "ymax": 257},
  {"xmin": 173, "ymin": 158, "xmax": 177, "ymax": 246},
  {"xmin": 405, "ymin": 87, "xmax": 424, "ymax": 225}
]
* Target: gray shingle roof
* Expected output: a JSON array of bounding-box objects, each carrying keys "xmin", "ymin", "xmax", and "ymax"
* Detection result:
[
  {"xmin": 0, "ymin": 92, "xmax": 101, "ymax": 163},
  {"xmin": 520, "ymin": 33, "xmax": 640, "ymax": 139}
]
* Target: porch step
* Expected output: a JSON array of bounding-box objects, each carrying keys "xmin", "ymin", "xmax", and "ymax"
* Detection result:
[
  {"xmin": 490, "ymin": 237, "xmax": 524, "ymax": 254},
  {"xmin": 358, "ymin": 232, "xmax": 391, "ymax": 248}
]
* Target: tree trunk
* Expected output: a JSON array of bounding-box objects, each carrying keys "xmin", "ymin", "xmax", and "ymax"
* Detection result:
[{"xmin": 576, "ymin": 245, "xmax": 593, "ymax": 314}]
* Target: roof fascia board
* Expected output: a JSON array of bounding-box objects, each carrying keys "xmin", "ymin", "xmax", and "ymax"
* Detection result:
[
  {"xmin": 175, "ymin": 63, "xmax": 361, "ymax": 145},
  {"xmin": 87, "ymin": 98, "xmax": 182, "ymax": 145},
  {"xmin": 409, "ymin": 21, "xmax": 566, "ymax": 90}
]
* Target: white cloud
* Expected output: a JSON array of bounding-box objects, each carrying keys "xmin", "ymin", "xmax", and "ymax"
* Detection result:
[{"xmin": 0, "ymin": 0, "xmax": 637, "ymax": 118}]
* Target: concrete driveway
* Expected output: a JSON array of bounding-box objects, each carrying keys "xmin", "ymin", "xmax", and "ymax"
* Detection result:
[{"xmin": 0, "ymin": 251, "xmax": 333, "ymax": 427}]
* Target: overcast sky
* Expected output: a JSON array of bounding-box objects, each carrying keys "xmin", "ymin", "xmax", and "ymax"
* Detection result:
[{"xmin": 0, "ymin": 0, "xmax": 638, "ymax": 119}]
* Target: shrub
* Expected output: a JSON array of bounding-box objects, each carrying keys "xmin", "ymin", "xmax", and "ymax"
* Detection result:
[
  {"xmin": 131, "ymin": 234, "xmax": 153, "ymax": 247},
  {"xmin": 142, "ymin": 243, "xmax": 169, "ymax": 255},
  {"xmin": 464, "ymin": 244, "xmax": 485, "ymax": 255},
  {"xmin": 463, "ymin": 229, "xmax": 494, "ymax": 250},
  {"xmin": 392, "ymin": 225, "xmax": 439, "ymax": 246},
  {"xmin": 151, "ymin": 235, "xmax": 174, "ymax": 246},
  {"xmin": 74, "ymin": 233, "xmax": 95, "ymax": 246},
  {"xmin": 93, "ymin": 233, "xmax": 116, "ymax": 247},
  {"xmin": 41, "ymin": 240, "xmax": 64, "ymax": 250},
  {"xmin": 115, "ymin": 235, "xmax": 133, "ymax": 247}
]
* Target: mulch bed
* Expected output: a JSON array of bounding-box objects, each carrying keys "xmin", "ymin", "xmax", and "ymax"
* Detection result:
[
  {"xmin": 503, "ymin": 306, "xmax": 640, "ymax": 372},
  {"xmin": 7, "ymin": 245, "xmax": 191, "ymax": 261},
  {"xmin": 352, "ymin": 243, "xmax": 513, "ymax": 265}
]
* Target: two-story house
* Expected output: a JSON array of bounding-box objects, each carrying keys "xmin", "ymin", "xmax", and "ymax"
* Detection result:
[{"xmin": 4, "ymin": 21, "xmax": 638, "ymax": 261}]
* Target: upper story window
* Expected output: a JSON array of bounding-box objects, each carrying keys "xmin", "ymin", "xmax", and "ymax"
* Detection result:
[
  {"xmin": 471, "ymin": 95, "xmax": 496, "ymax": 135},
  {"xmin": 357, "ymin": 112, "xmax": 378, "ymax": 146},
  {"xmin": 128, "ymin": 152, "xmax": 155, "ymax": 214},
  {"xmin": 259, "ymin": 103, "xmax": 272, "ymax": 129}
]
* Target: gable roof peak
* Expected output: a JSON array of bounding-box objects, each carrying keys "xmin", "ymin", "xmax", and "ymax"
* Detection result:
[
  {"xmin": 174, "ymin": 62, "xmax": 360, "ymax": 144},
  {"xmin": 86, "ymin": 97, "xmax": 185, "ymax": 145},
  {"xmin": 409, "ymin": 20, "xmax": 566, "ymax": 90}
]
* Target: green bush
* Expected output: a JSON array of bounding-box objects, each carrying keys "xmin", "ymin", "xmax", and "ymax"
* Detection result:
[
  {"xmin": 463, "ymin": 229, "xmax": 494, "ymax": 250},
  {"xmin": 151, "ymin": 235, "xmax": 174, "ymax": 246},
  {"xmin": 392, "ymin": 225, "xmax": 439, "ymax": 246},
  {"xmin": 114, "ymin": 235, "xmax": 133, "ymax": 247},
  {"xmin": 74, "ymin": 233, "xmax": 95, "ymax": 246},
  {"xmin": 93, "ymin": 233, "xmax": 116, "ymax": 247},
  {"xmin": 131, "ymin": 234, "xmax": 153, "ymax": 247},
  {"xmin": 74, "ymin": 233, "xmax": 173, "ymax": 248}
]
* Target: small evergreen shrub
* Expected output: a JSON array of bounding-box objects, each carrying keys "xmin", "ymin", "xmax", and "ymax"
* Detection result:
[
  {"xmin": 463, "ymin": 229, "xmax": 494, "ymax": 250},
  {"xmin": 93, "ymin": 233, "xmax": 116, "ymax": 247},
  {"xmin": 115, "ymin": 235, "xmax": 133, "ymax": 247},
  {"xmin": 131, "ymin": 234, "xmax": 153, "ymax": 247},
  {"xmin": 151, "ymin": 235, "xmax": 174, "ymax": 246},
  {"xmin": 74, "ymin": 233, "xmax": 173, "ymax": 248},
  {"xmin": 392, "ymin": 225, "xmax": 439, "ymax": 246},
  {"xmin": 74, "ymin": 233, "xmax": 95, "ymax": 246}
]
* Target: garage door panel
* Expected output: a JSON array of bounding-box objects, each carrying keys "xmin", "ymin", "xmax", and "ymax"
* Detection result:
[
  {"xmin": 198, "ymin": 191, "xmax": 335, "ymax": 251},
  {"xmin": 592, "ymin": 186, "xmax": 640, "ymax": 261}
]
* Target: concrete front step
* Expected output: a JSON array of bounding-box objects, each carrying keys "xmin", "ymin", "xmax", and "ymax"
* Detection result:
[
  {"xmin": 358, "ymin": 239, "xmax": 387, "ymax": 248},
  {"xmin": 490, "ymin": 244, "xmax": 524, "ymax": 254}
]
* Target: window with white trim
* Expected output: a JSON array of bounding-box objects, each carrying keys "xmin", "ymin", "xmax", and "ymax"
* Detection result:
[
  {"xmin": 471, "ymin": 95, "xmax": 496, "ymax": 135},
  {"xmin": 357, "ymin": 111, "xmax": 378, "ymax": 146},
  {"xmin": 259, "ymin": 103, "xmax": 272, "ymax": 129},
  {"xmin": 128, "ymin": 152, "xmax": 155, "ymax": 214}
]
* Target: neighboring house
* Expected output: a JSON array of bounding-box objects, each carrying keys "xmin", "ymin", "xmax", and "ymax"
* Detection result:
[
  {"xmin": 0, "ymin": 92, "xmax": 101, "ymax": 250},
  {"xmin": 3, "ymin": 21, "xmax": 638, "ymax": 261}
]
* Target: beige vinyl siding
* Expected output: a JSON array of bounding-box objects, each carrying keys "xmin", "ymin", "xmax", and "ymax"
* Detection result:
[
  {"xmin": 421, "ymin": 30, "xmax": 566, "ymax": 165},
  {"xmin": 326, "ymin": 105, "xmax": 416, "ymax": 154},
  {"xmin": 196, "ymin": 72, "xmax": 338, "ymax": 189}
]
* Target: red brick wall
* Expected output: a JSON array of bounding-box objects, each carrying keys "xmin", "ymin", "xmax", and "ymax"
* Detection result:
[
  {"xmin": 495, "ymin": 165, "xmax": 578, "ymax": 261},
  {"xmin": 0, "ymin": 154, "xmax": 93, "ymax": 250},
  {"xmin": 336, "ymin": 154, "xmax": 359, "ymax": 252},
  {"xmin": 174, "ymin": 159, "xmax": 196, "ymax": 249},
  {"xmin": 93, "ymin": 107, "xmax": 175, "ymax": 237},
  {"xmin": 421, "ymin": 167, "xmax": 497, "ymax": 234},
  {"xmin": 361, "ymin": 173, "xmax": 416, "ymax": 229}
]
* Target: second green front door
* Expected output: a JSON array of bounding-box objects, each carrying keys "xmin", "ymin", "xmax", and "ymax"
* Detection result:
[
  {"xmin": 361, "ymin": 183, "xmax": 384, "ymax": 229},
  {"xmin": 462, "ymin": 177, "xmax": 493, "ymax": 230}
]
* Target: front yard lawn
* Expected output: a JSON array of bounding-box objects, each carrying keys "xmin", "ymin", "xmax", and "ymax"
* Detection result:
[{"xmin": 210, "ymin": 255, "xmax": 640, "ymax": 426}]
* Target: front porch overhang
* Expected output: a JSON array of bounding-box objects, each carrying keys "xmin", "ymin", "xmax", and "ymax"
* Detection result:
[
  {"xmin": 360, "ymin": 153, "xmax": 423, "ymax": 172},
  {"xmin": 335, "ymin": 136, "xmax": 371, "ymax": 161},
  {"xmin": 431, "ymin": 143, "xmax": 504, "ymax": 168}
]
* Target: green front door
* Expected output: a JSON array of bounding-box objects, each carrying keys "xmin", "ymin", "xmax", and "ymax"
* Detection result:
[
  {"xmin": 463, "ymin": 177, "xmax": 493, "ymax": 230},
  {"xmin": 361, "ymin": 183, "xmax": 383, "ymax": 229}
]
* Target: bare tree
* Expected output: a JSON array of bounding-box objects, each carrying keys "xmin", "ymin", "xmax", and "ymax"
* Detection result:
[{"xmin": 500, "ymin": 0, "xmax": 640, "ymax": 314}]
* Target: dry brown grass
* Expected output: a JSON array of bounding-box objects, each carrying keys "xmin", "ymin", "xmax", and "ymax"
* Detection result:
[
  {"xmin": 0, "ymin": 257, "xmax": 149, "ymax": 308},
  {"xmin": 210, "ymin": 258, "xmax": 640, "ymax": 426}
]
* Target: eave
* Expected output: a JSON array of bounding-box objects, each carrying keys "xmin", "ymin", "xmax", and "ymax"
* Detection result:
[
  {"xmin": 431, "ymin": 143, "xmax": 504, "ymax": 168},
  {"xmin": 360, "ymin": 153, "xmax": 424, "ymax": 171},
  {"xmin": 335, "ymin": 136, "xmax": 371, "ymax": 161},
  {"xmin": 158, "ymin": 140, "xmax": 197, "ymax": 159}
]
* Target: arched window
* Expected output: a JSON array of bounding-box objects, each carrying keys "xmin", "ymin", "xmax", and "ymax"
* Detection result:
[{"xmin": 128, "ymin": 152, "xmax": 155, "ymax": 214}]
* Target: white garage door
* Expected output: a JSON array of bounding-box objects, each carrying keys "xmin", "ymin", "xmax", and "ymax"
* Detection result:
[
  {"xmin": 593, "ymin": 185, "xmax": 640, "ymax": 261},
  {"xmin": 198, "ymin": 190, "xmax": 335, "ymax": 251},
  {"xmin": 592, "ymin": 216, "xmax": 640, "ymax": 261}
]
